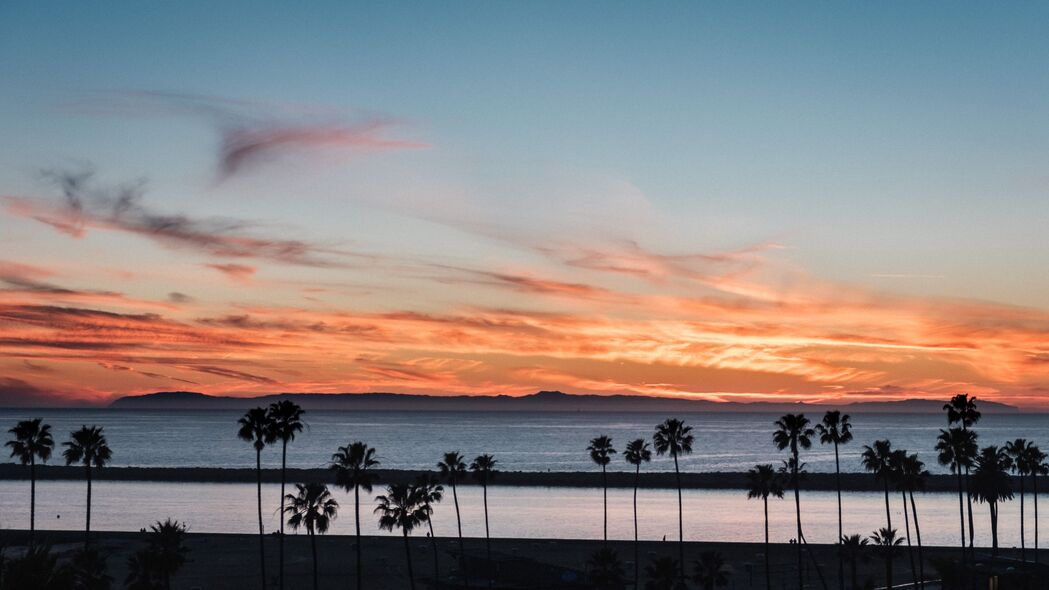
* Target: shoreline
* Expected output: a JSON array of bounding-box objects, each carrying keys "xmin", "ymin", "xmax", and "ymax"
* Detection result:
[{"xmin": 0, "ymin": 464, "xmax": 997, "ymax": 492}]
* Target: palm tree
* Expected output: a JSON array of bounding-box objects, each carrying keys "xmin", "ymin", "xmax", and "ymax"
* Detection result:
[
  {"xmin": 944, "ymin": 393, "xmax": 980, "ymax": 550},
  {"xmin": 587, "ymin": 547, "xmax": 626, "ymax": 590},
  {"xmin": 470, "ymin": 453, "xmax": 497, "ymax": 588},
  {"xmin": 146, "ymin": 519, "xmax": 190, "ymax": 590},
  {"xmin": 331, "ymin": 441, "xmax": 379, "ymax": 590},
  {"xmin": 415, "ymin": 474, "xmax": 445, "ymax": 589},
  {"xmin": 643, "ymin": 556, "xmax": 680, "ymax": 590},
  {"xmin": 267, "ymin": 400, "xmax": 305, "ymax": 590},
  {"xmin": 587, "ymin": 435, "xmax": 616, "ymax": 544},
  {"xmin": 772, "ymin": 413, "xmax": 813, "ymax": 590},
  {"xmin": 935, "ymin": 427, "xmax": 977, "ymax": 557},
  {"xmin": 6, "ymin": 418, "xmax": 54, "ymax": 544},
  {"xmin": 283, "ymin": 482, "xmax": 338, "ymax": 590},
  {"xmin": 860, "ymin": 439, "xmax": 896, "ymax": 533},
  {"xmin": 889, "ymin": 450, "xmax": 918, "ymax": 590},
  {"xmin": 653, "ymin": 418, "xmax": 693, "ymax": 582},
  {"xmin": 840, "ymin": 534, "xmax": 868, "ymax": 590},
  {"xmin": 869, "ymin": 528, "xmax": 903, "ymax": 590},
  {"xmin": 1005, "ymin": 438, "xmax": 1035, "ymax": 561},
  {"xmin": 1031, "ymin": 445, "xmax": 1048, "ymax": 563},
  {"xmin": 692, "ymin": 551, "xmax": 730, "ymax": 590},
  {"xmin": 897, "ymin": 453, "xmax": 928, "ymax": 590},
  {"xmin": 237, "ymin": 407, "xmax": 273, "ymax": 590},
  {"xmin": 814, "ymin": 410, "xmax": 852, "ymax": 590},
  {"xmin": 746, "ymin": 464, "xmax": 784, "ymax": 590},
  {"xmin": 972, "ymin": 445, "xmax": 1013, "ymax": 556},
  {"xmin": 375, "ymin": 483, "xmax": 429, "ymax": 590},
  {"xmin": 623, "ymin": 438, "xmax": 652, "ymax": 588},
  {"xmin": 61, "ymin": 425, "xmax": 112, "ymax": 546},
  {"xmin": 437, "ymin": 451, "xmax": 470, "ymax": 588}
]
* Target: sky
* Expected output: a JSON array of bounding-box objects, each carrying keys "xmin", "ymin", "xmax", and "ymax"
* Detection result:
[{"xmin": 2, "ymin": 2, "xmax": 1049, "ymax": 407}]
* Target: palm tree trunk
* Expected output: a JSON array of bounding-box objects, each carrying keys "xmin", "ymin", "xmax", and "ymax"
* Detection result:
[
  {"xmin": 764, "ymin": 495, "xmax": 771, "ymax": 590},
  {"xmin": 885, "ymin": 554, "xmax": 892, "ymax": 590},
  {"xmin": 793, "ymin": 449, "xmax": 803, "ymax": 590},
  {"xmin": 355, "ymin": 485, "xmax": 362, "ymax": 590},
  {"xmin": 85, "ymin": 463, "xmax": 92, "ymax": 547},
  {"xmin": 834, "ymin": 442, "xmax": 843, "ymax": 590},
  {"xmin": 965, "ymin": 464, "xmax": 975, "ymax": 552},
  {"xmin": 428, "ymin": 508, "xmax": 440, "ymax": 590},
  {"xmin": 991, "ymin": 502, "xmax": 999, "ymax": 556},
  {"xmin": 256, "ymin": 447, "xmax": 267, "ymax": 590},
  {"xmin": 404, "ymin": 530, "xmax": 416, "ymax": 590},
  {"xmin": 1035, "ymin": 471, "xmax": 1041, "ymax": 564},
  {"xmin": 602, "ymin": 464, "xmax": 608, "ymax": 544},
  {"xmin": 1020, "ymin": 475, "xmax": 1027, "ymax": 561},
  {"xmin": 882, "ymin": 480, "xmax": 892, "ymax": 532},
  {"xmin": 956, "ymin": 469, "xmax": 966, "ymax": 561},
  {"xmin": 29, "ymin": 458, "xmax": 36, "ymax": 546},
  {"xmin": 901, "ymin": 491, "xmax": 917, "ymax": 590},
  {"xmin": 483, "ymin": 482, "xmax": 492, "ymax": 589},
  {"xmin": 451, "ymin": 480, "xmax": 469, "ymax": 589},
  {"xmin": 674, "ymin": 452, "xmax": 685, "ymax": 584},
  {"xmin": 633, "ymin": 464, "xmax": 640, "ymax": 590},
  {"xmin": 310, "ymin": 529, "xmax": 319, "ymax": 590},
  {"xmin": 279, "ymin": 441, "xmax": 287, "ymax": 590},
  {"xmin": 910, "ymin": 489, "xmax": 927, "ymax": 587},
  {"xmin": 850, "ymin": 554, "xmax": 857, "ymax": 590}
]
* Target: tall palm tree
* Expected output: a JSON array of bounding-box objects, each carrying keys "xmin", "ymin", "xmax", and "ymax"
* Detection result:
[
  {"xmin": 653, "ymin": 418, "xmax": 693, "ymax": 582},
  {"xmin": 237, "ymin": 407, "xmax": 274, "ymax": 590},
  {"xmin": 971, "ymin": 445, "xmax": 1014, "ymax": 556},
  {"xmin": 6, "ymin": 418, "xmax": 54, "ymax": 544},
  {"xmin": 623, "ymin": 438, "xmax": 652, "ymax": 589},
  {"xmin": 587, "ymin": 435, "xmax": 616, "ymax": 544},
  {"xmin": 375, "ymin": 483, "xmax": 429, "ymax": 590},
  {"xmin": 889, "ymin": 450, "xmax": 918, "ymax": 590},
  {"xmin": 470, "ymin": 453, "xmax": 497, "ymax": 588},
  {"xmin": 283, "ymin": 482, "xmax": 338, "ymax": 590},
  {"xmin": 415, "ymin": 474, "xmax": 445, "ymax": 590},
  {"xmin": 1031, "ymin": 445, "xmax": 1048, "ymax": 563},
  {"xmin": 61, "ymin": 425, "xmax": 112, "ymax": 546},
  {"xmin": 860, "ymin": 439, "xmax": 896, "ymax": 533},
  {"xmin": 773, "ymin": 413, "xmax": 813, "ymax": 590},
  {"xmin": 331, "ymin": 441, "xmax": 379, "ymax": 590},
  {"xmin": 897, "ymin": 453, "xmax": 928, "ymax": 590},
  {"xmin": 437, "ymin": 451, "xmax": 470, "ymax": 589},
  {"xmin": 1005, "ymin": 438, "xmax": 1035, "ymax": 561},
  {"xmin": 814, "ymin": 410, "xmax": 852, "ymax": 590},
  {"xmin": 935, "ymin": 427, "xmax": 977, "ymax": 557},
  {"xmin": 267, "ymin": 400, "xmax": 305, "ymax": 590},
  {"xmin": 746, "ymin": 464, "xmax": 784, "ymax": 590},
  {"xmin": 944, "ymin": 393, "xmax": 980, "ymax": 550},
  {"xmin": 692, "ymin": 551, "xmax": 731, "ymax": 590},
  {"xmin": 840, "ymin": 534, "xmax": 868, "ymax": 590},
  {"xmin": 869, "ymin": 528, "xmax": 903, "ymax": 590}
]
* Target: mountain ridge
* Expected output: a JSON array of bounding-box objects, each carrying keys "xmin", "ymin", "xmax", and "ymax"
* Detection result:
[{"xmin": 108, "ymin": 390, "xmax": 1021, "ymax": 413}]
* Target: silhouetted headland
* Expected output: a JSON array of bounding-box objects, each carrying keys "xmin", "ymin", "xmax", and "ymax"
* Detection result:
[{"xmin": 108, "ymin": 389, "xmax": 1022, "ymax": 413}]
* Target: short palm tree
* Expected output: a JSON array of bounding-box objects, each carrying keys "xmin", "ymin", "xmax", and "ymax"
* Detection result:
[
  {"xmin": 331, "ymin": 441, "xmax": 379, "ymax": 590},
  {"xmin": 623, "ymin": 438, "xmax": 652, "ymax": 588},
  {"xmin": 437, "ymin": 451, "xmax": 470, "ymax": 588},
  {"xmin": 375, "ymin": 483, "xmax": 428, "ymax": 590},
  {"xmin": 944, "ymin": 393, "xmax": 980, "ymax": 549},
  {"xmin": 149, "ymin": 519, "xmax": 190, "ymax": 590},
  {"xmin": 840, "ymin": 534, "xmax": 869, "ymax": 590},
  {"xmin": 869, "ymin": 528, "xmax": 903, "ymax": 590},
  {"xmin": 972, "ymin": 445, "xmax": 1013, "ymax": 555},
  {"xmin": 773, "ymin": 413, "xmax": 813, "ymax": 590},
  {"xmin": 587, "ymin": 547, "xmax": 626, "ymax": 590},
  {"xmin": 814, "ymin": 410, "xmax": 852, "ymax": 590},
  {"xmin": 860, "ymin": 439, "xmax": 896, "ymax": 533},
  {"xmin": 1005, "ymin": 438, "xmax": 1035, "ymax": 561},
  {"xmin": 587, "ymin": 435, "xmax": 617, "ymax": 544},
  {"xmin": 653, "ymin": 418, "xmax": 693, "ymax": 582},
  {"xmin": 692, "ymin": 551, "xmax": 730, "ymax": 590},
  {"xmin": 470, "ymin": 453, "xmax": 497, "ymax": 588},
  {"xmin": 746, "ymin": 464, "xmax": 783, "ymax": 590},
  {"xmin": 237, "ymin": 407, "xmax": 273, "ymax": 590},
  {"xmin": 267, "ymin": 400, "xmax": 305, "ymax": 590},
  {"xmin": 284, "ymin": 483, "xmax": 338, "ymax": 590},
  {"xmin": 643, "ymin": 556, "xmax": 679, "ymax": 590},
  {"xmin": 62, "ymin": 425, "xmax": 112, "ymax": 546},
  {"xmin": 935, "ymin": 427, "xmax": 977, "ymax": 556},
  {"xmin": 897, "ymin": 453, "xmax": 928, "ymax": 589},
  {"xmin": 6, "ymin": 418, "xmax": 54, "ymax": 543},
  {"xmin": 415, "ymin": 474, "xmax": 444, "ymax": 589}
]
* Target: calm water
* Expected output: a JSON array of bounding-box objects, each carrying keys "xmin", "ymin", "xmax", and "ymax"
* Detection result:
[
  {"xmin": 0, "ymin": 409, "xmax": 1046, "ymax": 474},
  {"xmin": 0, "ymin": 480, "xmax": 1037, "ymax": 548}
]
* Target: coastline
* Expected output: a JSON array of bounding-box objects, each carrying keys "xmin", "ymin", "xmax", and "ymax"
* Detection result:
[{"xmin": 0, "ymin": 464, "xmax": 984, "ymax": 492}]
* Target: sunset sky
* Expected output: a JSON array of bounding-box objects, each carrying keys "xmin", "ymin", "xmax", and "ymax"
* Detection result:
[{"xmin": 2, "ymin": 2, "xmax": 1049, "ymax": 407}]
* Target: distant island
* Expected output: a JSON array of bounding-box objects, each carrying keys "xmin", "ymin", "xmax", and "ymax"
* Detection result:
[{"xmin": 108, "ymin": 389, "xmax": 1021, "ymax": 413}]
